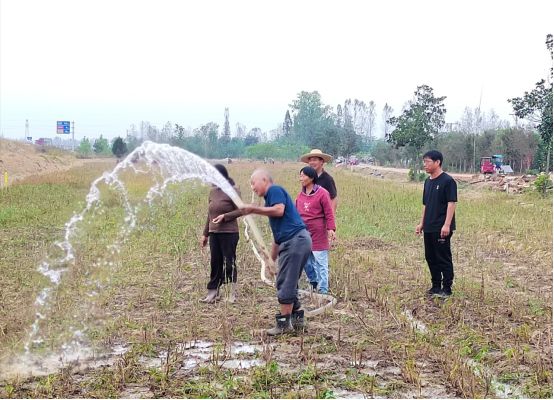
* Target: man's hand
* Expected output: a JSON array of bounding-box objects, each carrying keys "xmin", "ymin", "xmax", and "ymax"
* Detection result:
[
  {"xmin": 239, "ymin": 204, "xmax": 256, "ymax": 215},
  {"xmin": 440, "ymin": 224, "xmax": 450, "ymax": 238},
  {"xmin": 327, "ymin": 230, "xmax": 336, "ymax": 242},
  {"xmin": 200, "ymin": 235, "xmax": 208, "ymax": 248},
  {"xmin": 270, "ymin": 243, "xmax": 279, "ymax": 261},
  {"xmin": 212, "ymin": 214, "xmax": 225, "ymax": 224},
  {"xmin": 415, "ymin": 223, "xmax": 423, "ymax": 235}
]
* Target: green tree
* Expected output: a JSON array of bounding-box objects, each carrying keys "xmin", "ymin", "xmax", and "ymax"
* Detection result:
[
  {"xmin": 222, "ymin": 108, "xmax": 231, "ymax": 139},
  {"xmin": 508, "ymin": 34, "xmax": 552, "ymax": 172},
  {"xmin": 282, "ymin": 110, "xmax": 293, "ymax": 138},
  {"xmin": 387, "ymin": 85, "xmax": 447, "ymax": 171},
  {"xmin": 111, "ymin": 137, "xmax": 128, "ymax": 160},
  {"xmin": 93, "ymin": 135, "xmax": 110, "ymax": 155},
  {"xmin": 290, "ymin": 91, "xmax": 333, "ymax": 145},
  {"xmin": 78, "ymin": 137, "xmax": 93, "ymax": 158},
  {"xmin": 194, "ymin": 122, "xmax": 219, "ymax": 158},
  {"xmin": 245, "ymin": 142, "xmax": 309, "ymax": 160}
]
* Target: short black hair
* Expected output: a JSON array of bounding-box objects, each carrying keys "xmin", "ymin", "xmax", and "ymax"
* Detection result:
[
  {"xmin": 422, "ymin": 150, "xmax": 443, "ymax": 166},
  {"xmin": 300, "ymin": 166, "xmax": 318, "ymax": 183}
]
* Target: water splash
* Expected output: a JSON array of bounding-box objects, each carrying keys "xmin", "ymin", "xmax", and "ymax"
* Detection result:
[
  {"xmin": 2, "ymin": 141, "xmax": 249, "ymax": 379},
  {"xmin": 1, "ymin": 140, "xmax": 335, "ymax": 380}
]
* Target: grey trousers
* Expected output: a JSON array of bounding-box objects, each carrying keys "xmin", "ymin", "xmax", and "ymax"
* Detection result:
[{"xmin": 276, "ymin": 229, "xmax": 312, "ymax": 307}]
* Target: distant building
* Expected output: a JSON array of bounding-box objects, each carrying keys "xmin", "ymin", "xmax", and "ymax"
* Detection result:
[{"xmin": 35, "ymin": 138, "xmax": 53, "ymax": 146}]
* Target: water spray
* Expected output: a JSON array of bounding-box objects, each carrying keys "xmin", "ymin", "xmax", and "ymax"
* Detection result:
[{"xmin": 1, "ymin": 141, "xmax": 335, "ymax": 380}]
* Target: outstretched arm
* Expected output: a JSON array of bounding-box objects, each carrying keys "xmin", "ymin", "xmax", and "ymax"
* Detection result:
[{"xmin": 241, "ymin": 203, "xmax": 285, "ymax": 218}]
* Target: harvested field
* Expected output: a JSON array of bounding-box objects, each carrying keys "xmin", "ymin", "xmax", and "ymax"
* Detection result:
[{"xmin": 0, "ymin": 154, "xmax": 551, "ymax": 398}]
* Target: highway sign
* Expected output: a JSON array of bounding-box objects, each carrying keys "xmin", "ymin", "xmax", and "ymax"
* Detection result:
[{"xmin": 57, "ymin": 121, "xmax": 71, "ymax": 134}]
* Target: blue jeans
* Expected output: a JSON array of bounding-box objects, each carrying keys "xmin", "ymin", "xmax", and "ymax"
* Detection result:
[{"xmin": 303, "ymin": 250, "xmax": 329, "ymax": 294}]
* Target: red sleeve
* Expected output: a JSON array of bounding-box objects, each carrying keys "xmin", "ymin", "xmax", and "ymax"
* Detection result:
[{"xmin": 320, "ymin": 189, "xmax": 336, "ymax": 231}]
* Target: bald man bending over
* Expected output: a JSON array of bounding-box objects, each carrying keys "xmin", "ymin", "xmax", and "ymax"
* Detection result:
[{"xmin": 241, "ymin": 169, "xmax": 312, "ymax": 336}]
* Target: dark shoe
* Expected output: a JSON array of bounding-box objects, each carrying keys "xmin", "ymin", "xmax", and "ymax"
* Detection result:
[
  {"xmin": 440, "ymin": 287, "xmax": 452, "ymax": 297},
  {"xmin": 427, "ymin": 286, "xmax": 442, "ymax": 297},
  {"xmin": 310, "ymin": 281, "xmax": 318, "ymax": 290},
  {"xmin": 266, "ymin": 314, "xmax": 294, "ymax": 336},
  {"xmin": 291, "ymin": 309, "xmax": 306, "ymax": 332}
]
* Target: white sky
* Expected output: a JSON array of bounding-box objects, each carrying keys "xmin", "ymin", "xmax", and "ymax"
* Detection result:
[{"xmin": 1, "ymin": 0, "xmax": 552, "ymax": 141}]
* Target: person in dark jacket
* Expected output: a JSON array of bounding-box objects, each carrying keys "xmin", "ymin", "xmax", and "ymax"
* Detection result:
[{"xmin": 199, "ymin": 164, "xmax": 242, "ymax": 303}]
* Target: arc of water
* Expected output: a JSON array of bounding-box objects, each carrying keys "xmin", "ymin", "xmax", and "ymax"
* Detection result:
[{"xmin": 23, "ymin": 141, "xmax": 336, "ymax": 356}]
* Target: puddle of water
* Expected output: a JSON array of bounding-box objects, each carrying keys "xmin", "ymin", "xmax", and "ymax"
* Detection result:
[
  {"xmin": 465, "ymin": 358, "xmax": 523, "ymax": 398},
  {"xmin": 221, "ymin": 359, "xmax": 264, "ymax": 369},
  {"xmin": 0, "ymin": 342, "xmax": 123, "ymax": 380},
  {"xmin": 330, "ymin": 387, "xmax": 369, "ymax": 399},
  {"xmin": 231, "ymin": 342, "xmax": 260, "ymax": 355}
]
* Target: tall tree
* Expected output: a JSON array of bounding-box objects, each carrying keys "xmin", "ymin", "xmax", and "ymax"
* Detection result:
[
  {"xmin": 335, "ymin": 104, "xmax": 343, "ymax": 128},
  {"xmin": 160, "ymin": 121, "xmax": 173, "ymax": 143},
  {"xmin": 93, "ymin": 135, "xmax": 110, "ymax": 155},
  {"xmin": 78, "ymin": 137, "xmax": 93, "ymax": 158},
  {"xmin": 223, "ymin": 108, "xmax": 231, "ymax": 139},
  {"xmin": 508, "ymin": 34, "xmax": 553, "ymax": 172},
  {"xmin": 367, "ymin": 100, "xmax": 376, "ymax": 141},
  {"xmin": 111, "ymin": 137, "xmax": 128, "ymax": 160},
  {"xmin": 387, "ymin": 85, "xmax": 447, "ymax": 171},
  {"xmin": 282, "ymin": 110, "xmax": 293, "ymax": 138},
  {"xmin": 290, "ymin": 91, "xmax": 332, "ymax": 145},
  {"xmin": 194, "ymin": 122, "xmax": 219, "ymax": 158},
  {"xmin": 235, "ymin": 122, "xmax": 247, "ymax": 138},
  {"xmin": 382, "ymin": 103, "xmax": 394, "ymax": 139}
]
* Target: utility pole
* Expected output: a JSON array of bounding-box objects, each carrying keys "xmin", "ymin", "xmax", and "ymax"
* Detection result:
[
  {"xmin": 71, "ymin": 121, "xmax": 75, "ymax": 151},
  {"xmin": 473, "ymin": 89, "xmax": 483, "ymax": 174},
  {"xmin": 25, "ymin": 119, "xmax": 29, "ymax": 141}
]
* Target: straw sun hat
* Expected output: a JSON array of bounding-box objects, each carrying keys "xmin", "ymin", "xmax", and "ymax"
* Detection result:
[{"xmin": 300, "ymin": 149, "xmax": 333, "ymax": 163}]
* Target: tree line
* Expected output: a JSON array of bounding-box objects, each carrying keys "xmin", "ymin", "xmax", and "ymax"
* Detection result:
[{"xmin": 81, "ymin": 35, "xmax": 552, "ymax": 174}]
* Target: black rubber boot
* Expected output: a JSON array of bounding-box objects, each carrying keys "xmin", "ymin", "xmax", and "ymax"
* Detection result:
[
  {"xmin": 440, "ymin": 286, "xmax": 452, "ymax": 297},
  {"xmin": 427, "ymin": 284, "xmax": 442, "ymax": 297},
  {"xmin": 266, "ymin": 314, "xmax": 294, "ymax": 336},
  {"xmin": 291, "ymin": 309, "xmax": 306, "ymax": 332}
]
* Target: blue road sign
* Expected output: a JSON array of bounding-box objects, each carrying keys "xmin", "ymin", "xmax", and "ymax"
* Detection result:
[{"xmin": 57, "ymin": 121, "xmax": 71, "ymax": 134}]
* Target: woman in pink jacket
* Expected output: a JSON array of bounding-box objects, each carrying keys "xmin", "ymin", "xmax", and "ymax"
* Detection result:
[{"xmin": 295, "ymin": 166, "xmax": 336, "ymax": 294}]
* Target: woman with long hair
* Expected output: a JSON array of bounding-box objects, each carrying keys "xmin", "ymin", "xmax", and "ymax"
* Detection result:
[{"xmin": 199, "ymin": 164, "xmax": 242, "ymax": 303}]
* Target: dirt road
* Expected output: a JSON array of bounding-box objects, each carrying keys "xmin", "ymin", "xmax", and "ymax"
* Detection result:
[{"xmin": 345, "ymin": 163, "xmax": 477, "ymax": 181}]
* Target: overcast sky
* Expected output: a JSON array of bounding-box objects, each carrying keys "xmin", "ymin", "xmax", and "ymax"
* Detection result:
[{"xmin": 1, "ymin": 0, "xmax": 552, "ymax": 141}]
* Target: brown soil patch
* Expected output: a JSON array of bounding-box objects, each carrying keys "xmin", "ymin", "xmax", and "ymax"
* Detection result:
[{"xmin": 0, "ymin": 138, "xmax": 112, "ymax": 184}]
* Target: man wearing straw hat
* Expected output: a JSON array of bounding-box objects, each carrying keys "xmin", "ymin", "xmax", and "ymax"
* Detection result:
[
  {"xmin": 300, "ymin": 149, "xmax": 338, "ymax": 214},
  {"xmin": 300, "ymin": 149, "xmax": 338, "ymax": 293}
]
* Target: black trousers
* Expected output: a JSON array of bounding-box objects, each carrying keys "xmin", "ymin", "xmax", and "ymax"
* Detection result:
[
  {"xmin": 208, "ymin": 232, "xmax": 239, "ymax": 290},
  {"xmin": 423, "ymin": 232, "xmax": 454, "ymax": 289}
]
